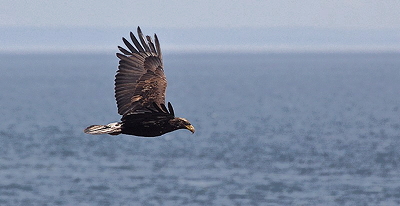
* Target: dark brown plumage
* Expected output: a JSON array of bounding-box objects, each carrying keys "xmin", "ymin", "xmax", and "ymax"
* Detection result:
[{"xmin": 84, "ymin": 27, "xmax": 195, "ymax": 137}]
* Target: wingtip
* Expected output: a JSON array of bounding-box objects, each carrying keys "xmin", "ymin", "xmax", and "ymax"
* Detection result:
[
  {"xmin": 137, "ymin": 26, "xmax": 143, "ymax": 35},
  {"xmin": 167, "ymin": 102, "xmax": 175, "ymax": 117}
]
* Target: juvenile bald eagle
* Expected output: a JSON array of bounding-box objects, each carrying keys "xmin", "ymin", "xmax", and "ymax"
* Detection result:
[{"xmin": 84, "ymin": 27, "xmax": 195, "ymax": 137}]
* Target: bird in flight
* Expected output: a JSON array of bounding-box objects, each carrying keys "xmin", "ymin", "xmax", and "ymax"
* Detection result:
[{"xmin": 84, "ymin": 27, "xmax": 195, "ymax": 137}]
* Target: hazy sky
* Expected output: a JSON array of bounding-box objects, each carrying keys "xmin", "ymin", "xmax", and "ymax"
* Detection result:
[
  {"xmin": 1, "ymin": 0, "xmax": 399, "ymax": 52},
  {"xmin": 1, "ymin": 0, "xmax": 399, "ymax": 29}
]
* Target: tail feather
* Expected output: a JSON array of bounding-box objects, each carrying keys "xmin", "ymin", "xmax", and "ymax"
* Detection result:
[{"xmin": 84, "ymin": 122, "xmax": 122, "ymax": 135}]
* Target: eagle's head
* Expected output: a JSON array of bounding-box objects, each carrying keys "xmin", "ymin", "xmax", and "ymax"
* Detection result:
[{"xmin": 169, "ymin": 117, "xmax": 195, "ymax": 133}]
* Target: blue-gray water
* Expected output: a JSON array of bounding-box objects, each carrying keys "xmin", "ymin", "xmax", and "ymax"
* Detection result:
[{"xmin": 0, "ymin": 52, "xmax": 399, "ymax": 205}]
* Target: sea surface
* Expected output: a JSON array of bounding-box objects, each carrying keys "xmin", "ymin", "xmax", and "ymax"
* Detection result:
[{"xmin": 0, "ymin": 52, "xmax": 399, "ymax": 205}]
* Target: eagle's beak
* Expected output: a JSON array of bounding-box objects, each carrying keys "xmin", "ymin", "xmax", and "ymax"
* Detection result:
[{"xmin": 185, "ymin": 124, "xmax": 195, "ymax": 133}]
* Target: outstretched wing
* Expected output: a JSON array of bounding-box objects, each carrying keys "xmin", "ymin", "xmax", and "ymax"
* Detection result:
[{"xmin": 115, "ymin": 27, "xmax": 167, "ymax": 116}]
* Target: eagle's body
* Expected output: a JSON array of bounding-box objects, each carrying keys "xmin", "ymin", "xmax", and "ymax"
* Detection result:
[{"xmin": 84, "ymin": 27, "xmax": 194, "ymax": 137}]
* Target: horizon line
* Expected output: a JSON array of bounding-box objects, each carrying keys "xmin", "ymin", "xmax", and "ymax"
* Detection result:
[{"xmin": 1, "ymin": 45, "xmax": 399, "ymax": 54}]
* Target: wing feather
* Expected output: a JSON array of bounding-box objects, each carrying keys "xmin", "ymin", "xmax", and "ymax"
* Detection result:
[
  {"xmin": 137, "ymin": 27, "xmax": 151, "ymax": 52},
  {"xmin": 122, "ymin": 37, "xmax": 138, "ymax": 54},
  {"xmin": 130, "ymin": 31, "xmax": 145, "ymax": 53},
  {"xmin": 146, "ymin": 36, "xmax": 157, "ymax": 54},
  {"xmin": 168, "ymin": 102, "xmax": 174, "ymax": 116},
  {"xmin": 155, "ymin": 34, "xmax": 162, "ymax": 59},
  {"xmin": 116, "ymin": 53, "xmax": 142, "ymax": 68},
  {"xmin": 115, "ymin": 27, "xmax": 166, "ymax": 116},
  {"xmin": 160, "ymin": 103, "xmax": 168, "ymax": 113},
  {"xmin": 118, "ymin": 46, "xmax": 132, "ymax": 55}
]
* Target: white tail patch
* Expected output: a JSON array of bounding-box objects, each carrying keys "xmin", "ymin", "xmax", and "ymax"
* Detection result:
[{"xmin": 84, "ymin": 122, "xmax": 122, "ymax": 135}]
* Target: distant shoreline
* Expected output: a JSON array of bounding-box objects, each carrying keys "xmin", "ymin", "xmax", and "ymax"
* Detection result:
[
  {"xmin": 1, "ymin": 47, "xmax": 399, "ymax": 55},
  {"xmin": 1, "ymin": 26, "xmax": 399, "ymax": 54}
]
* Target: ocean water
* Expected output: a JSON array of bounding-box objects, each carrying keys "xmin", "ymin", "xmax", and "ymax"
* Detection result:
[{"xmin": 0, "ymin": 52, "xmax": 399, "ymax": 205}]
